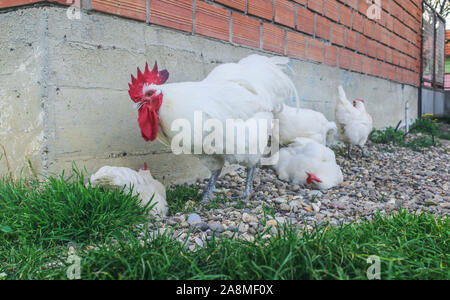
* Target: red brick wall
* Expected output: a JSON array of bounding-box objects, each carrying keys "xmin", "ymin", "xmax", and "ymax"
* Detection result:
[{"xmin": 1, "ymin": 0, "xmax": 423, "ymax": 86}]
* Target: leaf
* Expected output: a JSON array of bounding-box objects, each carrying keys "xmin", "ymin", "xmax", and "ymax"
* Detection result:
[{"xmin": 0, "ymin": 225, "xmax": 14, "ymax": 234}]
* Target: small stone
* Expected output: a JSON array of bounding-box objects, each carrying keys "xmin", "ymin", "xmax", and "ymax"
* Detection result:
[
  {"xmin": 238, "ymin": 223, "xmax": 249, "ymax": 233},
  {"xmin": 241, "ymin": 233, "xmax": 255, "ymax": 242},
  {"xmin": 273, "ymin": 197, "xmax": 287, "ymax": 204},
  {"xmin": 242, "ymin": 213, "xmax": 258, "ymax": 223},
  {"xmin": 309, "ymin": 190, "xmax": 322, "ymax": 198},
  {"xmin": 280, "ymin": 203, "xmax": 291, "ymax": 211},
  {"xmin": 195, "ymin": 222, "xmax": 209, "ymax": 231},
  {"xmin": 209, "ymin": 222, "xmax": 225, "ymax": 233},
  {"xmin": 187, "ymin": 213, "xmax": 202, "ymax": 225},
  {"xmin": 292, "ymin": 185, "xmax": 300, "ymax": 191},
  {"xmin": 312, "ymin": 202, "xmax": 321, "ymax": 212},
  {"xmin": 265, "ymin": 219, "xmax": 277, "ymax": 227},
  {"xmin": 194, "ymin": 237, "xmax": 204, "ymax": 248}
]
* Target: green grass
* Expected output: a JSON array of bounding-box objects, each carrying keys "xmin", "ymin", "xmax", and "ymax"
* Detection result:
[
  {"xmin": 369, "ymin": 117, "xmax": 450, "ymax": 151},
  {"xmin": 0, "ymin": 172, "xmax": 448, "ymax": 280},
  {"xmin": 166, "ymin": 185, "xmax": 243, "ymax": 213},
  {"xmin": 369, "ymin": 122, "xmax": 438, "ymax": 152},
  {"xmin": 166, "ymin": 185, "xmax": 203, "ymax": 215}
]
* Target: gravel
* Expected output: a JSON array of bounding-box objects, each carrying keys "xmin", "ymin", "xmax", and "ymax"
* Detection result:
[{"xmin": 144, "ymin": 139, "xmax": 449, "ymax": 249}]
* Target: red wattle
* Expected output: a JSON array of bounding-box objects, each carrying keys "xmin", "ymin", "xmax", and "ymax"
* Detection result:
[{"xmin": 138, "ymin": 104, "xmax": 159, "ymax": 142}]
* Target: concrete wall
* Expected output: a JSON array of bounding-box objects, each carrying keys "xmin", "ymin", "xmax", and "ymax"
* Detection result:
[{"xmin": 0, "ymin": 5, "xmax": 418, "ymax": 182}]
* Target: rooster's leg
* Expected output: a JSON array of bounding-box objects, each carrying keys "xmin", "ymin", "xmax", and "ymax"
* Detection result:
[
  {"xmin": 347, "ymin": 144, "xmax": 352, "ymax": 159},
  {"xmin": 232, "ymin": 166, "xmax": 255, "ymax": 201},
  {"xmin": 358, "ymin": 145, "xmax": 368, "ymax": 157},
  {"xmin": 201, "ymin": 169, "xmax": 221, "ymax": 203}
]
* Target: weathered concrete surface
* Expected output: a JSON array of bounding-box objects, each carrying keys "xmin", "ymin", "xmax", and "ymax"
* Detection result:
[
  {"xmin": 0, "ymin": 8, "xmax": 48, "ymax": 177},
  {"xmin": 0, "ymin": 5, "xmax": 419, "ymax": 181}
]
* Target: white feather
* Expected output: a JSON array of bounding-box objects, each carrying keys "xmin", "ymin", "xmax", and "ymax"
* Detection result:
[
  {"xmin": 276, "ymin": 104, "xmax": 337, "ymax": 146},
  {"xmin": 90, "ymin": 166, "xmax": 168, "ymax": 216},
  {"xmin": 273, "ymin": 138, "xmax": 343, "ymax": 190},
  {"xmin": 335, "ymin": 86, "xmax": 373, "ymax": 147}
]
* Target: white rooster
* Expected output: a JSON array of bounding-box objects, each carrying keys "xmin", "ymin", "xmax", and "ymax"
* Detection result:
[
  {"xmin": 335, "ymin": 86, "xmax": 373, "ymax": 158},
  {"xmin": 90, "ymin": 163, "xmax": 168, "ymax": 216},
  {"xmin": 276, "ymin": 104, "xmax": 337, "ymax": 146},
  {"xmin": 273, "ymin": 137, "xmax": 343, "ymax": 190},
  {"xmin": 128, "ymin": 55, "xmax": 298, "ymax": 202}
]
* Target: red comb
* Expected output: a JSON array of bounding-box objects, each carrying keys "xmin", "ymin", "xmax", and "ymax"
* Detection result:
[
  {"xmin": 143, "ymin": 162, "xmax": 148, "ymax": 170},
  {"xmin": 306, "ymin": 173, "xmax": 322, "ymax": 184},
  {"xmin": 128, "ymin": 62, "xmax": 169, "ymax": 103}
]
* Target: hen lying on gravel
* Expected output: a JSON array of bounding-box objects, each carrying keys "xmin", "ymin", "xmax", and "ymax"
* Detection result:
[{"xmin": 273, "ymin": 137, "xmax": 343, "ymax": 190}]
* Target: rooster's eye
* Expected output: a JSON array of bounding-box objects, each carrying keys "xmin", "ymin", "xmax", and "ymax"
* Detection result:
[{"xmin": 146, "ymin": 91, "xmax": 154, "ymax": 97}]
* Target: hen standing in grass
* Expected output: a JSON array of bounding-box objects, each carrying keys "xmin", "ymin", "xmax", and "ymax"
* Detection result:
[{"xmin": 335, "ymin": 86, "xmax": 373, "ymax": 158}]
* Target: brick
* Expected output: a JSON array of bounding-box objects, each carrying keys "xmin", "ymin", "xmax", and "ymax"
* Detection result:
[
  {"xmin": 377, "ymin": 42, "xmax": 385, "ymax": 61},
  {"xmin": 372, "ymin": 23, "xmax": 382, "ymax": 41},
  {"xmin": 196, "ymin": 1, "xmax": 229, "ymax": 41},
  {"xmin": 247, "ymin": 0, "xmax": 273, "ymax": 21},
  {"xmin": 308, "ymin": 0, "xmax": 324, "ymax": 14},
  {"xmin": 380, "ymin": 27, "xmax": 389, "ymax": 45},
  {"xmin": 316, "ymin": 15, "xmax": 331, "ymax": 40},
  {"xmin": 324, "ymin": 44, "xmax": 338, "ymax": 67},
  {"xmin": 331, "ymin": 23, "xmax": 345, "ymax": 46},
  {"xmin": 357, "ymin": 34, "xmax": 367, "ymax": 54},
  {"xmin": 363, "ymin": 18, "xmax": 373, "ymax": 38},
  {"xmin": 286, "ymin": 31, "xmax": 307, "ymax": 59},
  {"xmin": 297, "ymin": 5, "xmax": 315, "ymax": 36},
  {"xmin": 352, "ymin": 11, "xmax": 363, "ymax": 33},
  {"xmin": 92, "ymin": 0, "xmax": 146, "ymax": 21},
  {"xmin": 232, "ymin": 12, "xmax": 260, "ymax": 48},
  {"xmin": 346, "ymin": 29, "xmax": 357, "ymax": 50},
  {"xmin": 392, "ymin": 50, "xmax": 400, "ymax": 66},
  {"xmin": 347, "ymin": 0, "xmax": 358, "ymax": 10},
  {"xmin": 351, "ymin": 52, "xmax": 362, "ymax": 72},
  {"xmin": 150, "ymin": 0, "xmax": 193, "ymax": 32},
  {"xmin": 307, "ymin": 38, "xmax": 324, "ymax": 63},
  {"xmin": 385, "ymin": 14, "xmax": 394, "ymax": 31},
  {"xmin": 367, "ymin": 39, "xmax": 377, "ymax": 58},
  {"xmin": 362, "ymin": 56, "xmax": 371, "ymax": 74},
  {"xmin": 339, "ymin": 4, "xmax": 352, "ymax": 28},
  {"xmin": 339, "ymin": 48, "xmax": 352, "ymax": 69},
  {"xmin": 274, "ymin": 0, "xmax": 296, "ymax": 28},
  {"xmin": 324, "ymin": 0, "xmax": 339, "ymax": 22},
  {"xmin": 0, "ymin": 0, "xmax": 41, "ymax": 8},
  {"xmin": 385, "ymin": 47, "xmax": 393, "ymax": 63},
  {"xmin": 358, "ymin": 0, "xmax": 369, "ymax": 16},
  {"xmin": 262, "ymin": 23, "xmax": 285, "ymax": 54},
  {"xmin": 215, "ymin": 0, "xmax": 246, "ymax": 12},
  {"xmin": 293, "ymin": 0, "xmax": 307, "ymax": 5}
]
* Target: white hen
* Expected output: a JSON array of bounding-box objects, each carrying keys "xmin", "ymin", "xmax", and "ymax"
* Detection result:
[
  {"xmin": 90, "ymin": 164, "xmax": 168, "ymax": 216},
  {"xmin": 273, "ymin": 137, "xmax": 343, "ymax": 190},
  {"xmin": 276, "ymin": 104, "xmax": 337, "ymax": 146},
  {"xmin": 335, "ymin": 86, "xmax": 373, "ymax": 158},
  {"xmin": 128, "ymin": 55, "xmax": 298, "ymax": 202}
]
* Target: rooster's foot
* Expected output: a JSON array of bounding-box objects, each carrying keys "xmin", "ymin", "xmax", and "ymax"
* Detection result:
[
  {"xmin": 358, "ymin": 145, "xmax": 368, "ymax": 157},
  {"xmin": 201, "ymin": 169, "xmax": 221, "ymax": 204}
]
